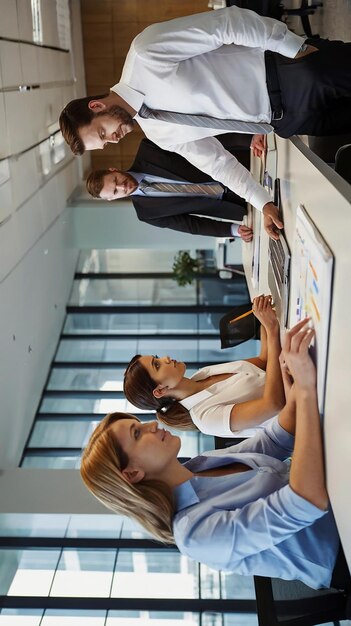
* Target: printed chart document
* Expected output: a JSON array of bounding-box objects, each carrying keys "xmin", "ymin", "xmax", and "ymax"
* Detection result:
[{"xmin": 289, "ymin": 205, "xmax": 334, "ymax": 412}]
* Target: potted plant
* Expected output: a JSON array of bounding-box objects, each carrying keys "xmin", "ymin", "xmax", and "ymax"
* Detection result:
[{"xmin": 172, "ymin": 251, "xmax": 199, "ymax": 286}]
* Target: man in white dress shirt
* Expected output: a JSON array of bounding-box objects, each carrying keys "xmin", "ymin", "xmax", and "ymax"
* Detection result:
[{"xmin": 59, "ymin": 7, "xmax": 351, "ymax": 238}]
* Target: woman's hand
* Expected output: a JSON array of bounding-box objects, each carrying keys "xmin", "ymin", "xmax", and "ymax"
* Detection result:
[
  {"xmin": 279, "ymin": 352, "xmax": 294, "ymax": 399},
  {"xmin": 252, "ymin": 294, "xmax": 279, "ymax": 333},
  {"xmin": 282, "ymin": 319, "xmax": 316, "ymax": 390},
  {"xmin": 231, "ymin": 294, "xmax": 284, "ymax": 430}
]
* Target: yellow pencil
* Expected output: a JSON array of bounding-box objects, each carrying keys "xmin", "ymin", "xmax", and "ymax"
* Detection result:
[{"xmin": 229, "ymin": 309, "xmax": 253, "ymax": 324}]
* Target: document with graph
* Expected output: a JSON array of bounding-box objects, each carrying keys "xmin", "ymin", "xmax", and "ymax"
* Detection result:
[{"xmin": 289, "ymin": 205, "xmax": 334, "ymax": 413}]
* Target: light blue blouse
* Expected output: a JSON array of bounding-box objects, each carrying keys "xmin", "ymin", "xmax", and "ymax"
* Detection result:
[{"xmin": 173, "ymin": 418, "xmax": 339, "ymax": 589}]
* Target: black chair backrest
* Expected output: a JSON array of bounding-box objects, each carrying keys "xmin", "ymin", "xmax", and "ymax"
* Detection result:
[
  {"xmin": 219, "ymin": 302, "xmax": 260, "ymax": 349},
  {"xmin": 254, "ymin": 575, "xmax": 348, "ymax": 626},
  {"xmin": 335, "ymin": 144, "xmax": 351, "ymax": 185},
  {"xmin": 308, "ymin": 134, "xmax": 351, "ymax": 164}
]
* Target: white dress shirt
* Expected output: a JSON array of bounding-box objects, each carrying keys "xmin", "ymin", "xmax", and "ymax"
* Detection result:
[
  {"xmin": 111, "ymin": 7, "xmax": 303, "ymax": 210},
  {"xmin": 179, "ymin": 360, "xmax": 272, "ymax": 437}
]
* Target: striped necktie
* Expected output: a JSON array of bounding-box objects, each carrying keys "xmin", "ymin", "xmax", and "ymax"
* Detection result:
[
  {"xmin": 139, "ymin": 103, "xmax": 272, "ymax": 134},
  {"xmin": 139, "ymin": 180, "xmax": 224, "ymax": 196}
]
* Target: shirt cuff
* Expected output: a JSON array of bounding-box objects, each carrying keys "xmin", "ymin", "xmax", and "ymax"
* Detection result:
[
  {"xmin": 273, "ymin": 31, "xmax": 305, "ymax": 58},
  {"xmin": 284, "ymin": 485, "xmax": 328, "ymax": 522},
  {"xmin": 220, "ymin": 404, "xmax": 235, "ymax": 437},
  {"xmin": 231, "ymin": 223, "xmax": 240, "ymax": 237},
  {"xmin": 249, "ymin": 184, "xmax": 272, "ymax": 212},
  {"xmin": 265, "ymin": 416, "xmax": 295, "ymax": 452},
  {"xmin": 220, "ymin": 404, "xmax": 259, "ymax": 438}
]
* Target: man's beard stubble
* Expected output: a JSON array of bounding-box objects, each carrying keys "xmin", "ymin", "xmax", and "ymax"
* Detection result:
[{"xmin": 96, "ymin": 104, "xmax": 134, "ymax": 127}]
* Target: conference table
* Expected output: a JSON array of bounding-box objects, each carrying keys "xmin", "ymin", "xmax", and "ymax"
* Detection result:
[{"xmin": 242, "ymin": 133, "xmax": 351, "ymax": 570}]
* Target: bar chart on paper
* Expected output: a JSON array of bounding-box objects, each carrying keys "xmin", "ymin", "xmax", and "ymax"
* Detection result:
[{"xmin": 289, "ymin": 205, "xmax": 334, "ymax": 412}]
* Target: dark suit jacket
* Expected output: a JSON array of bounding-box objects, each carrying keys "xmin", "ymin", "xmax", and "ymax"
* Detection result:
[{"xmin": 129, "ymin": 136, "xmax": 251, "ymax": 238}]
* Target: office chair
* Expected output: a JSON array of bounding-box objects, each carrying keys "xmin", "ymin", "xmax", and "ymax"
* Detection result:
[
  {"xmin": 219, "ymin": 302, "xmax": 260, "ymax": 349},
  {"xmin": 308, "ymin": 133, "xmax": 351, "ymax": 163},
  {"xmin": 214, "ymin": 434, "xmax": 248, "ymax": 448},
  {"xmin": 254, "ymin": 575, "xmax": 349, "ymax": 626},
  {"xmin": 283, "ymin": 0, "xmax": 322, "ymax": 38},
  {"xmin": 335, "ymin": 144, "xmax": 351, "ymax": 185},
  {"xmin": 308, "ymin": 135, "xmax": 351, "ymax": 184},
  {"xmin": 226, "ymin": 0, "xmax": 322, "ymax": 37}
]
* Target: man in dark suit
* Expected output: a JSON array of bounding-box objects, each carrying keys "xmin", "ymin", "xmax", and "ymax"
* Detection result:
[{"xmin": 86, "ymin": 137, "xmax": 253, "ymax": 241}]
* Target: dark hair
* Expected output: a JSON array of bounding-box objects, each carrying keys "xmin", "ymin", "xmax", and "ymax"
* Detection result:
[
  {"xmin": 59, "ymin": 93, "xmax": 108, "ymax": 156},
  {"xmin": 86, "ymin": 169, "xmax": 110, "ymax": 198},
  {"xmin": 123, "ymin": 355, "xmax": 198, "ymax": 432}
]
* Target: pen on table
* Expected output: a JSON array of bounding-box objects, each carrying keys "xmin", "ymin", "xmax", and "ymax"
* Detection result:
[{"xmin": 230, "ymin": 310, "xmax": 253, "ymax": 324}]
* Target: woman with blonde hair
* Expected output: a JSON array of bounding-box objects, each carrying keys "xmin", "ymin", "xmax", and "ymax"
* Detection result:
[
  {"xmin": 123, "ymin": 294, "xmax": 285, "ymax": 437},
  {"xmin": 81, "ymin": 320, "xmax": 345, "ymax": 590},
  {"xmin": 80, "ymin": 410, "xmax": 174, "ymax": 543}
]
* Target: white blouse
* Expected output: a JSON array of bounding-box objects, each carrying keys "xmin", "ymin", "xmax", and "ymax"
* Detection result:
[{"xmin": 180, "ymin": 360, "xmax": 272, "ymax": 437}]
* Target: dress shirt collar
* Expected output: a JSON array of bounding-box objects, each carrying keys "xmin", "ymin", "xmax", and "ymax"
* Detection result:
[
  {"xmin": 179, "ymin": 389, "xmax": 212, "ymax": 411},
  {"xmin": 173, "ymin": 479, "xmax": 199, "ymax": 513},
  {"xmin": 173, "ymin": 451, "xmax": 268, "ymax": 513},
  {"xmin": 127, "ymin": 171, "xmax": 144, "ymax": 194},
  {"xmin": 110, "ymin": 83, "xmax": 144, "ymax": 117}
]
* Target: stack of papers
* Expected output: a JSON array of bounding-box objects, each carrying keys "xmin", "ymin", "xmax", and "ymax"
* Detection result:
[{"xmin": 289, "ymin": 205, "xmax": 334, "ymax": 413}]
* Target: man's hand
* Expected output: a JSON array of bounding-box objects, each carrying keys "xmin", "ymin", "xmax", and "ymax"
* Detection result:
[
  {"xmin": 295, "ymin": 44, "xmax": 319, "ymax": 59},
  {"xmin": 250, "ymin": 134, "xmax": 266, "ymax": 158},
  {"xmin": 282, "ymin": 318, "xmax": 316, "ymax": 390},
  {"xmin": 238, "ymin": 224, "xmax": 253, "ymax": 242},
  {"xmin": 262, "ymin": 202, "xmax": 284, "ymax": 240}
]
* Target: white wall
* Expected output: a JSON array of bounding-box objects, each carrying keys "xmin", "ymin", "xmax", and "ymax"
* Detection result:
[
  {"xmin": 71, "ymin": 194, "xmax": 243, "ymax": 267},
  {"xmin": 0, "ymin": 0, "xmax": 88, "ymax": 468},
  {"xmin": 0, "ymin": 469, "xmax": 107, "ymax": 514},
  {"xmin": 0, "ymin": 0, "xmax": 242, "ymax": 474},
  {"xmin": 71, "ymin": 198, "xmax": 223, "ymax": 251}
]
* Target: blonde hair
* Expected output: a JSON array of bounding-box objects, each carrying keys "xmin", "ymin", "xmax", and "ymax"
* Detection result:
[
  {"xmin": 124, "ymin": 355, "xmax": 198, "ymax": 432},
  {"xmin": 80, "ymin": 412, "xmax": 175, "ymax": 544}
]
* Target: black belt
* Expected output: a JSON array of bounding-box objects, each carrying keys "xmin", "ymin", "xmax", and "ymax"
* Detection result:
[{"xmin": 264, "ymin": 51, "xmax": 284, "ymax": 122}]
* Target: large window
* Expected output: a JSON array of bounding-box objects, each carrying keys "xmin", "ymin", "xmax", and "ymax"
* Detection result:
[
  {"xmin": 0, "ymin": 547, "xmax": 257, "ymax": 601},
  {"xmin": 8, "ymin": 250, "xmax": 260, "ymax": 622},
  {"xmin": 63, "ymin": 313, "xmax": 218, "ymax": 335},
  {"xmin": 0, "ymin": 513, "xmax": 257, "ymax": 621},
  {"xmin": 21, "ymin": 249, "xmax": 254, "ymax": 469},
  {"xmin": 0, "ymin": 609, "xmax": 260, "ymax": 625}
]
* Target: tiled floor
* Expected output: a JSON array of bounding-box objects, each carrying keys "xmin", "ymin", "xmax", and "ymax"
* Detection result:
[
  {"xmin": 284, "ymin": 0, "xmax": 351, "ymax": 152},
  {"xmin": 323, "ymin": 0, "xmax": 351, "ymax": 39}
]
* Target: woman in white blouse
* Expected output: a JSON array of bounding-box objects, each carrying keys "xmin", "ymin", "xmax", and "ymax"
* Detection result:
[{"xmin": 123, "ymin": 295, "xmax": 285, "ymax": 437}]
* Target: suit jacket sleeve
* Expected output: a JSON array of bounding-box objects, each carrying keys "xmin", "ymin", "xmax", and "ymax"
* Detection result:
[{"xmin": 139, "ymin": 212, "xmax": 234, "ymax": 238}]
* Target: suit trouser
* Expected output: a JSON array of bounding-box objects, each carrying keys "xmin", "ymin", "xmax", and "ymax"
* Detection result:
[{"xmin": 270, "ymin": 39, "xmax": 351, "ymax": 138}]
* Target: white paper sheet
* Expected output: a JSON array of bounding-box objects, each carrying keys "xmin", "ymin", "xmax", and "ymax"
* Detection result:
[{"xmin": 289, "ymin": 205, "xmax": 334, "ymax": 412}]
